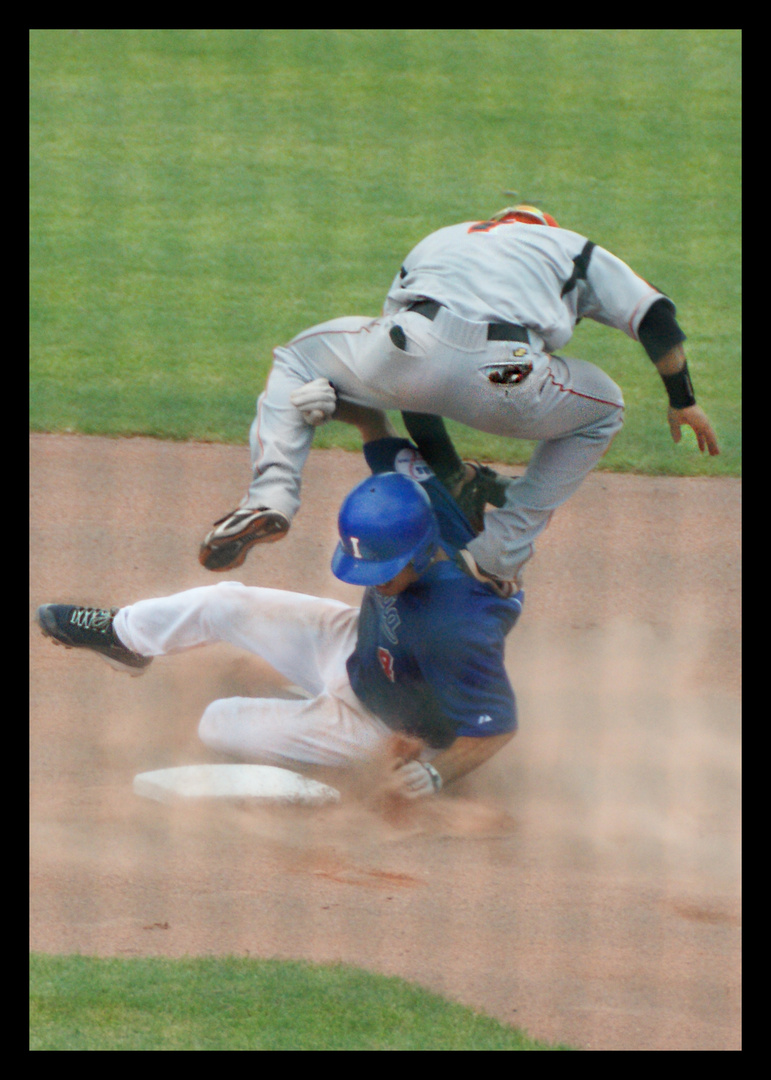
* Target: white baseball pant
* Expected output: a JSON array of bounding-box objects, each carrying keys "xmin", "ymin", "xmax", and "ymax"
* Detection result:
[
  {"xmin": 246, "ymin": 308, "xmax": 624, "ymax": 580},
  {"xmin": 113, "ymin": 581, "xmax": 394, "ymax": 768}
]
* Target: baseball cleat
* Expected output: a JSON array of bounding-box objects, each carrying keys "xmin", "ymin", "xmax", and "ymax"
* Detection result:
[
  {"xmin": 36, "ymin": 604, "xmax": 153, "ymax": 676},
  {"xmin": 199, "ymin": 507, "xmax": 290, "ymax": 571}
]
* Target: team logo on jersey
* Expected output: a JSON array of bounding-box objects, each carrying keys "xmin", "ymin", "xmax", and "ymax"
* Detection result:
[
  {"xmin": 378, "ymin": 646, "xmax": 396, "ymax": 682},
  {"xmin": 394, "ymin": 447, "xmax": 433, "ymax": 482},
  {"xmin": 375, "ymin": 593, "xmax": 401, "ymax": 644}
]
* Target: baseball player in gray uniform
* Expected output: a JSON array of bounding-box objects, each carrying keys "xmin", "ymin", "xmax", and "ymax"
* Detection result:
[{"xmin": 199, "ymin": 204, "xmax": 720, "ymax": 588}]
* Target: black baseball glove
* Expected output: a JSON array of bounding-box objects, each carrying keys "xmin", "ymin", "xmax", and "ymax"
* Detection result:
[{"xmin": 453, "ymin": 461, "xmax": 509, "ymax": 534}]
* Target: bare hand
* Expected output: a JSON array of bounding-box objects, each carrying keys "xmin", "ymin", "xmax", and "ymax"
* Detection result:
[{"xmin": 667, "ymin": 404, "xmax": 720, "ymax": 456}]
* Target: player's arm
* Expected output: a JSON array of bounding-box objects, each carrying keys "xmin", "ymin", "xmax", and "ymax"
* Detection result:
[
  {"xmin": 424, "ymin": 731, "xmax": 515, "ymax": 786},
  {"xmin": 401, "ymin": 412, "xmax": 466, "ymax": 488},
  {"xmin": 639, "ymin": 306, "xmax": 720, "ymax": 457},
  {"xmin": 386, "ymin": 731, "xmax": 515, "ymax": 799},
  {"xmin": 330, "ymin": 397, "xmax": 397, "ymax": 443},
  {"xmin": 385, "ymin": 612, "xmax": 521, "ymax": 800},
  {"xmin": 580, "ymin": 249, "xmax": 720, "ymax": 457},
  {"xmin": 288, "ymin": 378, "xmax": 397, "ymax": 440},
  {"xmin": 401, "ymin": 412, "xmax": 510, "ymax": 533}
]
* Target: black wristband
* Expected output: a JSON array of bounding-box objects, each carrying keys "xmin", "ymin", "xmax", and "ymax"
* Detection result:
[{"xmin": 661, "ymin": 363, "xmax": 696, "ymax": 409}]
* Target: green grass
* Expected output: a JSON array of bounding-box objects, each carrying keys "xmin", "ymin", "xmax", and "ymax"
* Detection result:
[
  {"xmin": 29, "ymin": 953, "xmax": 573, "ymax": 1051},
  {"xmin": 30, "ymin": 29, "xmax": 740, "ymax": 475}
]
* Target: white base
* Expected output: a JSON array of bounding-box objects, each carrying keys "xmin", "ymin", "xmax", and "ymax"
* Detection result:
[{"xmin": 133, "ymin": 764, "xmax": 340, "ymax": 807}]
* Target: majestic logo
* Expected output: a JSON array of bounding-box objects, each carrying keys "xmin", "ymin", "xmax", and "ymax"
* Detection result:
[
  {"xmin": 477, "ymin": 714, "xmax": 493, "ymax": 726},
  {"xmin": 378, "ymin": 647, "xmax": 396, "ymax": 682}
]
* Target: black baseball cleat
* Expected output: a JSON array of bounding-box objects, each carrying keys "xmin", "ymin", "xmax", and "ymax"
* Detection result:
[
  {"xmin": 199, "ymin": 507, "xmax": 290, "ymax": 571},
  {"xmin": 36, "ymin": 604, "xmax": 153, "ymax": 676}
]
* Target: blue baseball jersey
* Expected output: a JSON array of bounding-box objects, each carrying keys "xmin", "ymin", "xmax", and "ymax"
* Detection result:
[{"xmin": 346, "ymin": 438, "xmax": 523, "ymax": 749}]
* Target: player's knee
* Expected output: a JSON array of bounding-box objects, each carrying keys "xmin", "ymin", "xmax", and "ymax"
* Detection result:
[
  {"xmin": 198, "ymin": 698, "xmax": 240, "ymax": 753},
  {"xmin": 595, "ymin": 386, "xmax": 625, "ymax": 440},
  {"xmin": 606, "ymin": 398, "xmax": 625, "ymax": 434},
  {"xmin": 198, "ymin": 700, "xmax": 223, "ymax": 749}
]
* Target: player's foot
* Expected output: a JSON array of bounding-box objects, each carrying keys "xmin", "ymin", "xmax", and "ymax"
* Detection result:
[
  {"xmin": 199, "ymin": 507, "xmax": 290, "ymax": 571},
  {"xmin": 36, "ymin": 604, "xmax": 153, "ymax": 676},
  {"xmin": 456, "ymin": 550, "xmax": 520, "ymax": 599}
]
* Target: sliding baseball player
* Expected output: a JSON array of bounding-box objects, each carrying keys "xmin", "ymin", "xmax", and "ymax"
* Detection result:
[{"xmin": 37, "ymin": 408, "xmax": 523, "ymax": 799}]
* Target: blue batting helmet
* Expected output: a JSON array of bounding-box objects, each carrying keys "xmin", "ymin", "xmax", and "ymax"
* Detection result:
[{"xmin": 331, "ymin": 472, "xmax": 440, "ymax": 586}]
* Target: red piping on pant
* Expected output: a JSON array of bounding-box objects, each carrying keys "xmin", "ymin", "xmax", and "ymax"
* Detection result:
[{"xmin": 545, "ymin": 366, "xmax": 624, "ymax": 409}]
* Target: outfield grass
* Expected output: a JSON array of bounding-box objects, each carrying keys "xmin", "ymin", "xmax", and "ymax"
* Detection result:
[
  {"xmin": 29, "ymin": 29, "xmax": 741, "ymax": 475},
  {"xmin": 29, "ymin": 954, "xmax": 573, "ymax": 1051}
]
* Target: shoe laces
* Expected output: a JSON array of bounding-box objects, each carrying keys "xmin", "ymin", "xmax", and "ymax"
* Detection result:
[{"xmin": 69, "ymin": 607, "xmax": 115, "ymax": 634}]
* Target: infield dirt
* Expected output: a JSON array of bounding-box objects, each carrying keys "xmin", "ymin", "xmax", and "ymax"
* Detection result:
[{"xmin": 29, "ymin": 433, "xmax": 741, "ymax": 1051}]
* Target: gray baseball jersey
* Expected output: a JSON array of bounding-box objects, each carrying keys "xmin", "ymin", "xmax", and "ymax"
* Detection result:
[{"xmin": 384, "ymin": 220, "xmax": 665, "ymax": 351}]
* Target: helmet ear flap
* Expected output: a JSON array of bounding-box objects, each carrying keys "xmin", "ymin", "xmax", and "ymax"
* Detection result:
[{"xmin": 407, "ymin": 523, "xmax": 440, "ymax": 576}]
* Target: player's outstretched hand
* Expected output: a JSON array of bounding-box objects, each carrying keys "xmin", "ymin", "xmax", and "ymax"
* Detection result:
[{"xmin": 667, "ymin": 404, "xmax": 720, "ymax": 456}]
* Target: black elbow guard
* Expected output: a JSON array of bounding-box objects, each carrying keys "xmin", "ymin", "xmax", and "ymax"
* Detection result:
[{"xmin": 638, "ymin": 298, "xmax": 686, "ymax": 363}]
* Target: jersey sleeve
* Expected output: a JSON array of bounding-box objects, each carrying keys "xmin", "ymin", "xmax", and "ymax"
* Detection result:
[{"xmin": 577, "ymin": 244, "xmax": 672, "ymax": 341}]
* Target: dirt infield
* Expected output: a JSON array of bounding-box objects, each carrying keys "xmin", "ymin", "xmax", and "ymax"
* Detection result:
[{"xmin": 29, "ymin": 433, "xmax": 741, "ymax": 1051}]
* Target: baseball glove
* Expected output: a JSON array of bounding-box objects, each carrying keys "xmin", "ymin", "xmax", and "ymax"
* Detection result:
[
  {"xmin": 400, "ymin": 412, "xmax": 508, "ymax": 534},
  {"xmin": 199, "ymin": 507, "xmax": 290, "ymax": 571},
  {"xmin": 454, "ymin": 462, "xmax": 509, "ymax": 534}
]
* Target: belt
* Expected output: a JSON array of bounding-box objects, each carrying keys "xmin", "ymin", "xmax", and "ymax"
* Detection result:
[{"xmin": 406, "ymin": 299, "xmax": 529, "ymax": 343}]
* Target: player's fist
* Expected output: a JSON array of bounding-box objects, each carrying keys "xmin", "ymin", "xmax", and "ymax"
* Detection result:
[
  {"xmin": 290, "ymin": 378, "xmax": 338, "ymax": 426},
  {"xmin": 389, "ymin": 760, "xmax": 443, "ymax": 800},
  {"xmin": 667, "ymin": 404, "xmax": 720, "ymax": 456}
]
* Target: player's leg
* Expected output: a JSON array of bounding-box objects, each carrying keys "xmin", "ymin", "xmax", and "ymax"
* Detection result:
[
  {"xmin": 466, "ymin": 355, "xmax": 624, "ymax": 581},
  {"xmin": 200, "ymin": 316, "xmax": 392, "ymax": 573},
  {"xmin": 197, "ymin": 684, "xmax": 392, "ymax": 768},
  {"xmin": 242, "ymin": 362, "xmax": 317, "ymax": 521},
  {"xmin": 243, "ymin": 316, "xmax": 392, "ymax": 519},
  {"xmin": 113, "ymin": 581, "xmax": 359, "ymax": 697}
]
